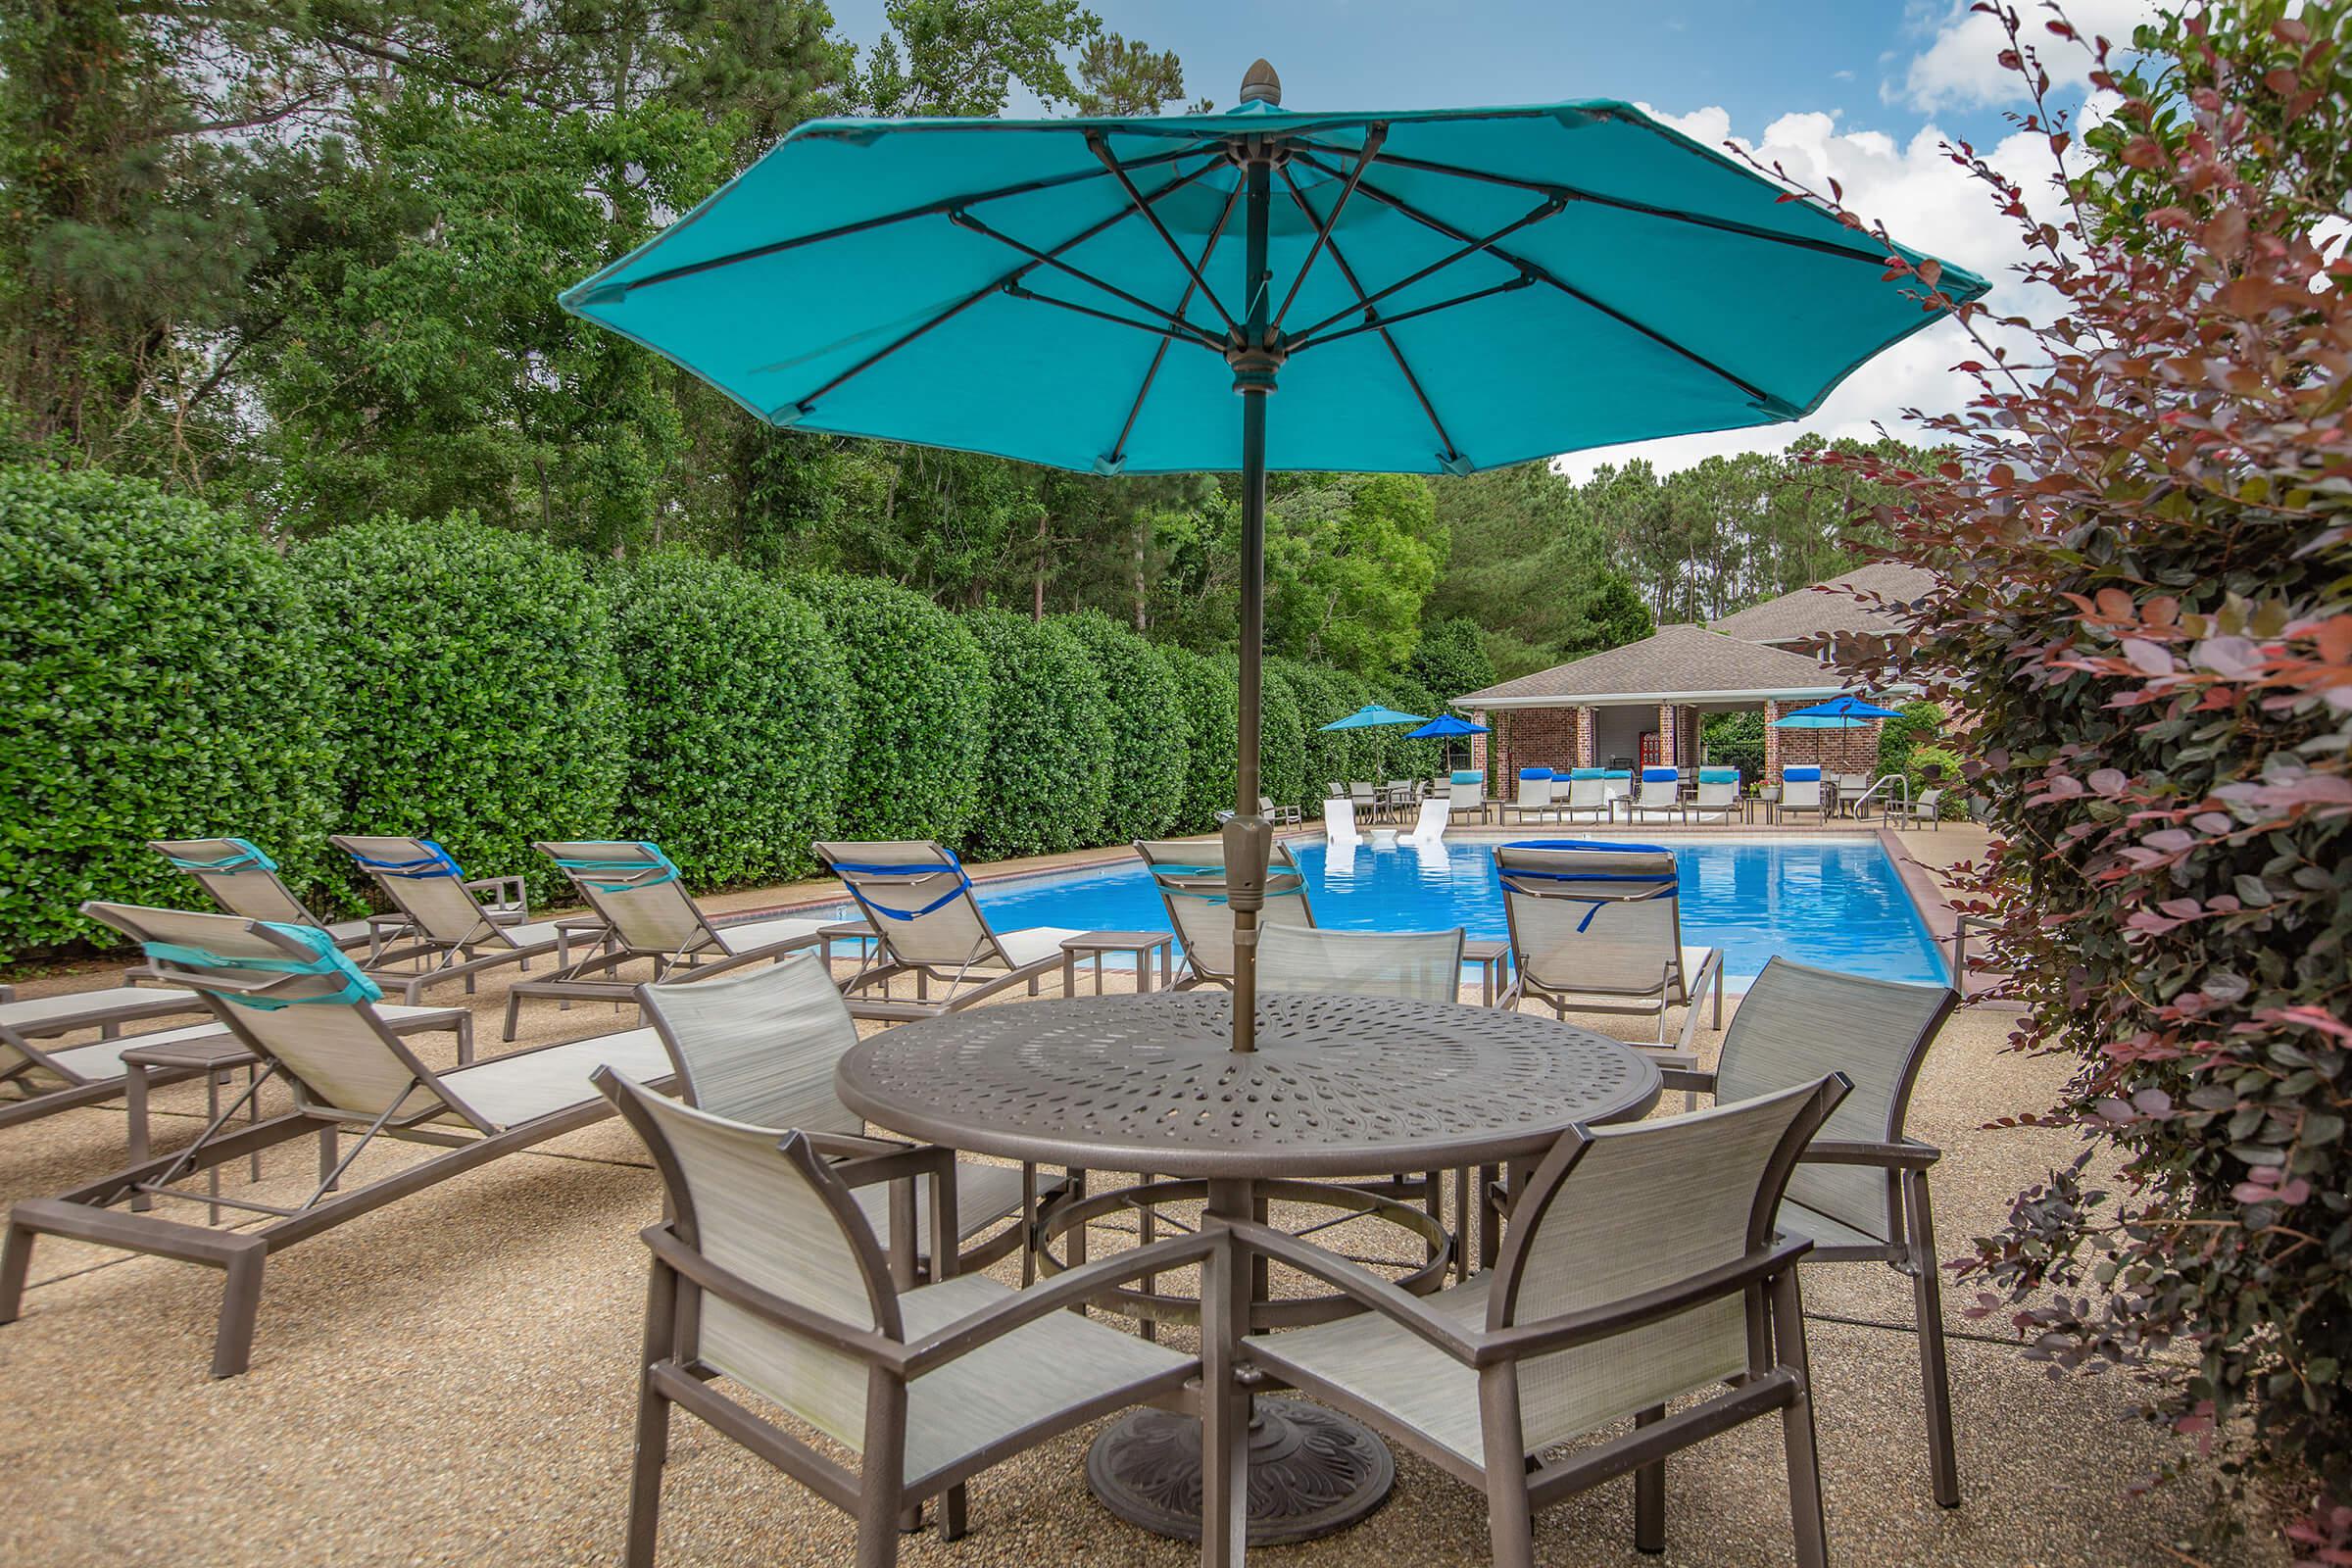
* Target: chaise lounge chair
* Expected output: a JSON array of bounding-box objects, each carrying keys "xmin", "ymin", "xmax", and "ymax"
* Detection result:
[
  {"xmin": 1134, "ymin": 838, "xmax": 1314, "ymax": 991},
  {"xmin": 1445, "ymin": 769, "xmax": 1490, "ymax": 825},
  {"xmin": 1625, "ymin": 765, "xmax": 1684, "ymax": 824},
  {"xmin": 1493, "ymin": 841, "xmax": 1726, "ymax": 1071},
  {"xmin": 1687, "ymin": 766, "xmax": 1743, "ymax": 824},
  {"xmin": 152, "ymin": 837, "xmax": 380, "ymax": 952},
  {"xmin": 1506, "ymin": 767, "xmax": 1554, "ymax": 826},
  {"xmin": 0, "ymin": 985, "xmax": 237, "ymax": 1130},
  {"xmin": 0, "ymin": 902, "xmax": 678, "ymax": 1377},
  {"xmin": 1778, "ymin": 766, "xmax": 1831, "ymax": 825},
  {"xmin": 814, "ymin": 842, "xmax": 1077, "ymax": 1022},
  {"xmin": 502, "ymin": 841, "xmax": 837, "ymax": 1039},
  {"xmin": 1551, "ymin": 768, "xmax": 1616, "ymax": 824},
  {"xmin": 333, "ymin": 835, "xmax": 584, "ymax": 1003}
]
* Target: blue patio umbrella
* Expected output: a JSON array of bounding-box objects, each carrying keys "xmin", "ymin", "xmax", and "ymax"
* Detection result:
[
  {"xmin": 1320, "ymin": 703, "xmax": 1430, "ymax": 731},
  {"xmin": 1773, "ymin": 696, "xmax": 1906, "ymax": 728},
  {"xmin": 562, "ymin": 59, "xmax": 1984, "ymax": 1056},
  {"xmin": 1406, "ymin": 712, "xmax": 1489, "ymax": 739}
]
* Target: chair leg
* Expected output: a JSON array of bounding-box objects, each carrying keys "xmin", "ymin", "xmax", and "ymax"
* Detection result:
[
  {"xmin": 1633, "ymin": 1403, "xmax": 1666, "ymax": 1553},
  {"xmin": 1906, "ymin": 1169, "xmax": 1962, "ymax": 1507},
  {"xmin": 940, "ymin": 1484, "xmax": 969, "ymax": 1542},
  {"xmin": 211, "ymin": 1244, "xmax": 267, "ymax": 1379},
  {"xmin": 0, "ymin": 1213, "xmax": 35, "ymax": 1326},
  {"xmin": 1772, "ymin": 1270, "xmax": 1831, "ymax": 1568},
  {"xmin": 626, "ymin": 1265, "xmax": 677, "ymax": 1568},
  {"xmin": 502, "ymin": 990, "xmax": 523, "ymax": 1042},
  {"xmin": 1478, "ymin": 1366, "xmax": 1536, "ymax": 1568}
]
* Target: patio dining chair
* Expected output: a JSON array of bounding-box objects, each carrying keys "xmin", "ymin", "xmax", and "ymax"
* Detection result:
[
  {"xmin": 1664, "ymin": 956, "xmax": 1964, "ymax": 1505},
  {"xmin": 503, "ymin": 841, "xmax": 836, "ymax": 1038},
  {"xmin": 1493, "ymin": 842, "xmax": 1725, "ymax": 1071},
  {"xmin": 152, "ymin": 837, "xmax": 380, "ymax": 952},
  {"xmin": 1446, "ymin": 769, "xmax": 1489, "ymax": 824},
  {"xmin": 1348, "ymin": 781, "xmax": 1380, "ymax": 822},
  {"xmin": 1887, "ymin": 787, "xmax": 1946, "ymax": 830},
  {"xmin": 0, "ymin": 902, "xmax": 677, "ymax": 1377},
  {"xmin": 634, "ymin": 953, "xmax": 1069, "ymax": 1285},
  {"xmin": 1835, "ymin": 772, "xmax": 1873, "ymax": 817},
  {"xmin": 1234, "ymin": 1074, "xmax": 1851, "ymax": 1568},
  {"xmin": 1551, "ymin": 770, "xmax": 1614, "ymax": 824},
  {"xmin": 599, "ymin": 1071, "xmax": 1205, "ymax": 1568},
  {"xmin": 1778, "ymin": 766, "xmax": 1831, "ymax": 825},
  {"xmin": 1257, "ymin": 924, "xmax": 1465, "ymax": 1003},
  {"xmin": 1687, "ymin": 767, "xmax": 1743, "ymax": 825},
  {"xmin": 1386, "ymin": 779, "xmax": 1416, "ymax": 819},
  {"xmin": 1135, "ymin": 838, "xmax": 1313, "ymax": 991},
  {"xmin": 332, "ymin": 835, "xmax": 580, "ymax": 1003},
  {"xmin": 814, "ymin": 841, "xmax": 1077, "ymax": 1022},
  {"xmin": 1506, "ymin": 768, "xmax": 1555, "ymax": 825},
  {"xmin": 1625, "ymin": 765, "xmax": 1684, "ymax": 824}
]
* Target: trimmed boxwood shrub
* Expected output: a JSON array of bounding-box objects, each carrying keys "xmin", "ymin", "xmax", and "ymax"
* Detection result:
[
  {"xmin": 790, "ymin": 573, "xmax": 990, "ymax": 846},
  {"xmin": 612, "ymin": 552, "xmax": 852, "ymax": 888},
  {"xmin": 1162, "ymin": 644, "xmax": 1238, "ymax": 832},
  {"xmin": 1275, "ymin": 658, "xmax": 1353, "ymax": 807},
  {"xmin": 0, "ymin": 466, "xmax": 338, "ymax": 956},
  {"xmin": 294, "ymin": 513, "xmax": 625, "ymax": 907},
  {"xmin": 1058, "ymin": 611, "xmax": 1187, "ymax": 841},
  {"xmin": 961, "ymin": 609, "xmax": 1111, "ymax": 859},
  {"xmin": 1257, "ymin": 665, "xmax": 1306, "ymax": 813}
]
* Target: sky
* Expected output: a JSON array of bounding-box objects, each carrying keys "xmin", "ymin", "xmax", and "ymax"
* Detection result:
[{"xmin": 823, "ymin": 0, "xmax": 2157, "ymax": 476}]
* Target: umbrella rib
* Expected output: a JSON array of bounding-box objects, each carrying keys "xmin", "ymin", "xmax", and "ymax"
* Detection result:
[
  {"xmin": 1267, "ymin": 123, "xmax": 1385, "ymax": 335},
  {"xmin": 1282, "ymin": 169, "xmax": 1462, "ymax": 466},
  {"xmin": 1291, "ymin": 137, "xmax": 1893, "ymax": 269},
  {"xmin": 1088, "ymin": 130, "xmax": 1242, "ymax": 338},
  {"xmin": 1286, "ymin": 273, "xmax": 1536, "ymax": 353},
  {"xmin": 1000, "ymin": 284, "xmax": 1230, "ymax": 349},
  {"xmin": 602, "ymin": 142, "xmax": 1217, "ymax": 298},
  {"xmin": 949, "ymin": 210, "xmax": 1225, "ymax": 350},
  {"xmin": 1292, "ymin": 150, "xmax": 1785, "ymax": 411},
  {"xmin": 1106, "ymin": 178, "xmax": 1243, "ymax": 469},
  {"xmin": 1283, "ymin": 194, "xmax": 1563, "ymax": 345}
]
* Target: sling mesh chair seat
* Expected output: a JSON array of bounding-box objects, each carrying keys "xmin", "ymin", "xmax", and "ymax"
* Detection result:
[
  {"xmin": 1626, "ymin": 766, "xmax": 1684, "ymax": 823},
  {"xmin": 333, "ymin": 835, "xmax": 579, "ymax": 1004},
  {"xmin": 152, "ymin": 837, "xmax": 381, "ymax": 951},
  {"xmin": 0, "ymin": 902, "xmax": 678, "ymax": 1378},
  {"xmin": 1778, "ymin": 767, "xmax": 1831, "ymax": 825},
  {"xmin": 503, "ymin": 841, "xmax": 833, "ymax": 1039},
  {"xmin": 1661, "ymin": 956, "xmax": 1965, "ymax": 1506},
  {"xmin": 1493, "ymin": 842, "xmax": 1726, "ymax": 1072},
  {"xmin": 1688, "ymin": 767, "xmax": 1743, "ymax": 824},
  {"xmin": 1134, "ymin": 838, "xmax": 1313, "ymax": 991},
  {"xmin": 815, "ymin": 841, "xmax": 1077, "ymax": 1022},
  {"xmin": 1551, "ymin": 770, "xmax": 1615, "ymax": 824},
  {"xmin": 635, "ymin": 953, "xmax": 1071, "ymax": 1284},
  {"xmin": 1235, "ymin": 1076, "xmax": 1850, "ymax": 1568},
  {"xmin": 0, "ymin": 985, "xmax": 216, "ymax": 1129},
  {"xmin": 600, "ymin": 1072, "xmax": 1205, "ymax": 1568}
]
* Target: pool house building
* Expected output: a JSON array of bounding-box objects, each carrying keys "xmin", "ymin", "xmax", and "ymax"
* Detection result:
[{"xmin": 1456, "ymin": 563, "xmax": 1933, "ymax": 785}]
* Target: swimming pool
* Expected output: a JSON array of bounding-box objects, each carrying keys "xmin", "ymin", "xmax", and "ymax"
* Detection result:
[{"xmin": 827, "ymin": 836, "xmax": 1950, "ymax": 987}]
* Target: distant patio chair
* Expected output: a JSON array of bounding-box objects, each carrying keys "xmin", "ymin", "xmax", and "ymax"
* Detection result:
[
  {"xmin": 1399, "ymin": 795, "xmax": 1450, "ymax": 846},
  {"xmin": 1493, "ymin": 841, "xmax": 1726, "ymax": 1070},
  {"xmin": 1258, "ymin": 794, "xmax": 1302, "ymax": 828},
  {"xmin": 634, "ymin": 953, "xmax": 1068, "ymax": 1285},
  {"xmin": 1257, "ymin": 924, "xmax": 1464, "ymax": 1003},
  {"xmin": 1689, "ymin": 767, "xmax": 1743, "ymax": 824},
  {"xmin": 1599, "ymin": 768, "xmax": 1634, "ymax": 812},
  {"xmin": 1385, "ymin": 778, "xmax": 1415, "ymax": 819},
  {"xmin": 1835, "ymin": 771, "xmax": 1873, "ymax": 816},
  {"xmin": 1348, "ymin": 781, "xmax": 1380, "ymax": 821},
  {"xmin": 332, "ymin": 835, "xmax": 578, "ymax": 1003},
  {"xmin": 1664, "ymin": 957, "xmax": 1963, "ymax": 1505},
  {"xmin": 1887, "ymin": 786, "xmax": 1945, "ymax": 830},
  {"xmin": 152, "ymin": 838, "xmax": 378, "ymax": 952},
  {"xmin": 1134, "ymin": 838, "xmax": 1313, "ymax": 991},
  {"xmin": 1, "ymin": 901, "xmax": 674, "ymax": 1377},
  {"xmin": 505, "ymin": 841, "xmax": 835, "ymax": 1039},
  {"xmin": 1626, "ymin": 765, "xmax": 1684, "ymax": 824},
  {"xmin": 1550, "ymin": 769, "xmax": 1614, "ymax": 824},
  {"xmin": 1235, "ymin": 1074, "xmax": 1851, "ymax": 1568},
  {"xmin": 815, "ymin": 841, "xmax": 1076, "ymax": 1021},
  {"xmin": 1779, "ymin": 766, "xmax": 1830, "ymax": 825},
  {"xmin": 1508, "ymin": 767, "xmax": 1554, "ymax": 825},
  {"xmin": 597, "ymin": 1071, "xmax": 1202, "ymax": 1568},
  {"xmin": 1446, "ymin": 768, "xmax": 1489, "ymax": 823}
]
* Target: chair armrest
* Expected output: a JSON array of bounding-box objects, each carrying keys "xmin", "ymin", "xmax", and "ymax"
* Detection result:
[
  {"xmin": 828, "ymin": 1141, "xmax": 958, "ymax": 1193},
  {"xmin": 1224, "ymin": 1220, "xmax": 1485, "ymax": 1368},
  {"xmin": 1673, "ymin": 948, "xmax": 1726, "ymax": 1054},
  {"xmin": 641, "ymin": 1223, "xmax": 899, "ymax": 1363},
  {"xmin": 1803, "ymin": 1138, "xmax": 1940, "ymax": 1170},
  {"xmin": 1479, "ymin": 1238, "xmax": 1812, "ymax": 1365},
  {"xmin": 1659, "ymin": 1067, "xmax": 1717, "ymax": 1097},
  {"xmin": 799, "ymin": 1130, "xmax": 916, "ymax": 1161},
  {"xmin": 895, "ymin": 1232, "xmax": 1219, "ymax": 1377},
  {"xmin": 466, "ymin": 875, "xmax": 527, "ymax": 914}
]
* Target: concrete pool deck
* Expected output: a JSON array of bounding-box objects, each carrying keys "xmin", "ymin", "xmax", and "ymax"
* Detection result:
[{"xmin": 0, "ymin": 856, "xmax": 2279, "ymax": 1567}]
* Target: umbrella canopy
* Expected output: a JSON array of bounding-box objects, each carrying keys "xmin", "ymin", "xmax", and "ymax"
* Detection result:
[
  {"xmin": 1407, "ymin": 713, "xmax": 1489, "ymax": 738},
  {"xmin": 1774, "ymin": 696, "xmax": 1907, "ymax": 728},
  {"xmin": 564, "ymin": 61, "xmax": 1983, "ymax": 1050},
  {"xmin": 1321, "ymin": 704, "xmax": 1430, "ymax": 731}
]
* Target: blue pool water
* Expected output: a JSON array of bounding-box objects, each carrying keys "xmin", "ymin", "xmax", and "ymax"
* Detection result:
[{"xmin": 841, "ymin": 837, "xmax": 1948, "ymax": 987}]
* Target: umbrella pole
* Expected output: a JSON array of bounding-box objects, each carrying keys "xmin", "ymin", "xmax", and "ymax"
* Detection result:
[{"xmin": 1222, "ymin": 137, "xmax": 1277, "ymax": 1055}]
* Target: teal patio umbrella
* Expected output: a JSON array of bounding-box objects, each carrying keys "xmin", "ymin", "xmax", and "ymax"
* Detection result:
[
  {"xmin": 563, "ymin": 60, "xmax": 1984, "ymax": 1053},
  {"xmin": 1319, "ymin": 703, "xmax": 1429, "ymax": 730}
]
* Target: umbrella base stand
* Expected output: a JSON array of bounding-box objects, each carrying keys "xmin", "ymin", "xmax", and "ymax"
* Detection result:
[{"xmin": 1085, "ymin": 1396, "xmax": 1394, "ymax": 1544}]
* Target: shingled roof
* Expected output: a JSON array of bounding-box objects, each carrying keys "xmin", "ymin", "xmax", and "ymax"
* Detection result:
[
  {"xmin": 1456, "ymin": 622, "xmax": 1845, "ymax": 708},
  {"xmin": 1706, "ymin": 562, "xmax": 1937, "ymax": 647}
]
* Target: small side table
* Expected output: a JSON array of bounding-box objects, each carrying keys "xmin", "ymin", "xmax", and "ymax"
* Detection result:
[
  {"xmin": 1462, "ymin": 940, "xmax": 1513, "ymax": 1006},
  {"xmin": 818, "ymin": 918, "xmax": 877, "ymax": 967},
  {"xmin": 122, "ymin": 1037, "xmax": 262, "ymax": 1222},
  {"xmin": 1060, "ymin": 930, "xmax": 1175, "ymax": 996}
]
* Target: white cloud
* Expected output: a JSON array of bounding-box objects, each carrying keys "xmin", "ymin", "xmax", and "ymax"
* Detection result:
[
  {"xmin": 1555, "ymin": 103, "xmax": 2068, "ymax": 481},
  {"xmin": 1894, "ymin": 0, "xmax": 2156, "ymax": 113}
]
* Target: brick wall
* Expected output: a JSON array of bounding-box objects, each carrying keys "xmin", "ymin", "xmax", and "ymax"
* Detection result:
[
  {"xmin": 1494, "ymin": 706, "xmax": 1580, "ymax": 781},
  {"xmin": 1776, "ymin": 718, "xmax": 1885, "ymax": 779}
]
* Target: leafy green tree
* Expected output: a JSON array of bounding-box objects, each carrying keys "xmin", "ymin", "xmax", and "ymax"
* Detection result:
[
  {"xmin": 962, "ymin": 609, "xmax": 1111, "ymax": 858},
  {"xmin": 1409, "ymin": 615, "xmax": 1498, "ymax": 702},
  {"xmin": 1073, "ymin": 32, "xmax": 1199, "ymax": 115},
  {"xmin": 858, "ymin": 0, "xmax": 1097, "ymax": 115},
  {"xmin": 1265, "ymin": 471, "xmax": 1446, "ymax": 674},
  {"xmin": 1162, "ymin": 644, "xmax": 1237, "ymax": 831}
]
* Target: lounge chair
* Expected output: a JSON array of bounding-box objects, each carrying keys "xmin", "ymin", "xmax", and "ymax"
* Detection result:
[
  {"xmin": 597, "ymin": 1071, "xmax": 1203, "ymax": 1568},
  {"xmin": 1626, "ymin": 765, "xmax": 1684, "ymax": 824},
  {"xmin": 633, "ymin": 954, "xmax": 1070, "ymax": 1284},
  {"xmin": 1134, "ymin": 838, "xmax": 1314, "ymax": 990},
  {"xmin": 1779, "ymin": 766, "xmax": 1831, "ymax": 825},
  {"xmin": 1599, "ymin": 768, "xmax": 1634, "ymax": 815},
  {"xmin": 1235, "ymin": 1075, "xmax": 1851, "ymax": 1568},
  {"xmin": 0, "ymin": 902, "xmax": 677, "ymax": 1377},
  {"xmin": 1663, "ymin": 957, "xmax": 1963, "ymax": 1505},
  {"xmin": 1398, "ymin": 795, "xmax": 1449, "ymax": 846},
  {"xmin": 503, "ymin": 841, "xmax": 835, "ymax": 1039},
  {"xmin": 0, "ymin": 986, "xmax": 223, "ymax": 1130},
  {"xmin": 1257, "ymin": 924, "xmax": 1464, "ymax": 1003},
  {"xmin": 1887, "ymin": 786, "xmax": 1946, "ymax": 830},
  {"xmin": 1688, "ymin": 766, "xmax": 1743, "ymax": 824},
  {"xmin": 814, "ymin": 841, "xmax": 1076, "ymax": 1022},
  {"xmin": 333, "ymin": 835, "xmax": 583, "ymax": 1003},
  {"xmin": 1324, "ymin": 795, "xmax": 1362, "ymax": 847},
  {"xmin": 1493, "ymin": 841, "xmax": 1726, "ymax": 1070},
  {"xmin": 1445, "ymin": 768, "xmax": 1489, "ymax": 824},
  {"xmin": 152, "ymin": 838, "xmax": 378, "ymax": 952},
  {"xmin": 1552, "ymin": 768, "xmax": 1615, "ymax": 824},
  {"xmin": 1506, "ymin": 767, "xmax": 1554, "ymax": 825}
]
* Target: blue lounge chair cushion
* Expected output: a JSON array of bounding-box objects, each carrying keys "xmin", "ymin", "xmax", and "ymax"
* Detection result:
[{"xmin": 1785, "ymin": 765, "xmax": 1822, "ymax": 782}]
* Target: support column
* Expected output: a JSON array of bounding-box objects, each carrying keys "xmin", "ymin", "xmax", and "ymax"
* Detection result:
[
  {"xmin": 1655, "ymin": 703, "xmax": 1677, "ymax": 767},
  {"xmin": 1469, "ymin": 710, "xmax": 1490, "ymax": 778},
  {"xmin": 1574, "ymin": 706, "xmax": 1594, "ymax": 768},
  {"xmin": 1763, "ymin": 700, "xmax": 1784, "ymax": 783}
]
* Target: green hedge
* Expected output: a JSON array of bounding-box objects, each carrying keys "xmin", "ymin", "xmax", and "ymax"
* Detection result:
[
  {"xmin": 0, "ymin": 466, "xmax": 338, "ymax": 956},
  {"xmin": 1163, "ymin": 645, "xmax": 1239, "ymax": 832},
  {"xmin": 791, "ymin": 573, "xmax": 991, "ymax": 846},
  {"xmin": 1257, "ymin": 664, "xmax": 1307, "ymax": 811},
  {"xmin": 1059, "ymin": 611, "xmax": 1187, "ymax": 841},
  {"xmin": 612, "ymin": 552, "xmax": 851, "ymax": 887},
  {"xmin": 295, "ymin": 513, "xmax": 625, "ymax": 907},
  {"xmin": 962, "ymin": 609, "xmax": 1112, "ymax": 858}
]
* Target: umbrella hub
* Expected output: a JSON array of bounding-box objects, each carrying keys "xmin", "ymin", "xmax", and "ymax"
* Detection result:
[{"xmin": 1227, "ymin": 335, "xmax": 1286, "ymax": 395}]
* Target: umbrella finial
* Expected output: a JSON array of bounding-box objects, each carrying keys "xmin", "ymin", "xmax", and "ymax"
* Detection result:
[{"xmin": 1240, "ymin": 60, "xmax": 1282, "ymax": 106}]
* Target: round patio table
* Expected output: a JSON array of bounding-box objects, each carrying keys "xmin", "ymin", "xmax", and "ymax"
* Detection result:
[{"xmin": 835, "ymin": 990, "xmax": 1660, "ymax": 1547}]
